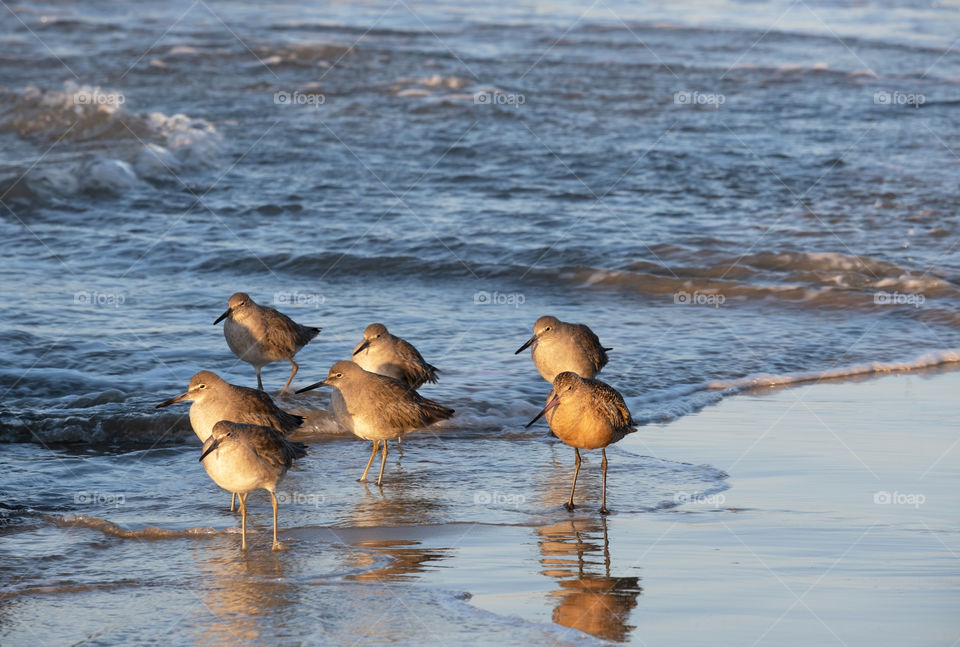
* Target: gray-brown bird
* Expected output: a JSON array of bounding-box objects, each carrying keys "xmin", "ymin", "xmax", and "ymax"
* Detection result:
[
  {"xmin": 515, "ymin": 316, "xmax": 611, "ymax": 383},
  {"xmin": 527, "ymin": 371, "xmax": 636, "ymax": 514},
  {"xmin": 296, "ymin": 361, "xmax": 454, "ymax": 486},
  {"xmin": 199, "ymin": 421, "xmax": 307, "ymax": 551},
  {"xmin": 214, "ymin": 292, "xmax": 320, "ymax": 394},
  {"xmin": 352, "ymin": 323, "xmax": 439, "ymax": 389},
  {"xmin": 156, "ymin": 370, "xmax": 304, "ymax": 511}
]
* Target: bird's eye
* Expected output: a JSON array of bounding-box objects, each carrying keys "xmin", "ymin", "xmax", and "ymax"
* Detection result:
[
  {"xmin": 336, "ymin": 373, "xmax": 343, "ymax": 378},
  {"xmin": 544, "ymin": 326, "xmax": 551, "ymax": 331},
  {"xmin": 199, "ymin": 384, "xmax": 206, "ymax": 389}
]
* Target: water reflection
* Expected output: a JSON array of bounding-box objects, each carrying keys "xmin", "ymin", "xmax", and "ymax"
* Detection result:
[
  {"xmin": 538, "ymin": 516, "xmax": 642, "ymax": 642},
  {"xmin": 346, "ymin": 539, "xmax": 453, "ymax": 583}
]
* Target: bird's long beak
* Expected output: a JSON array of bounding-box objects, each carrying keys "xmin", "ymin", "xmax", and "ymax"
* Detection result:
[
  {"xmin": 213, "ymin": 308, "xmax": 231, "ymax": 325},
  {"xmin": 296, "ymin": 379, "xmax": 329, "ymax": 394},
  {"xmin": 156, "ymin": 391, "xmax": 190, "ymax": 408},
  {"xmin": 515, "ymin": 334, "xmax": 537, "ymax": 355},
  {"xmin": 526, "ymin": 394, "xmax": 560, "ymax": 428},
  {"xmin": 352, "ymin": 340, "xmax": 370, "ymax": 356},
  {"xmin": 199, "ymin": 437, "xmax": 220, "ymax": 462}
]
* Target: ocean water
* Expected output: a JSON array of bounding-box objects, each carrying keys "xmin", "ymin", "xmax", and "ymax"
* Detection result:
[{"xmin": 1, "ymin": 0, "xmax": 959, "ymax": 644}]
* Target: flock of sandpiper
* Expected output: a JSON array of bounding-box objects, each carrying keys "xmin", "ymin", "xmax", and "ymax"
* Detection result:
[{"xmin": 157, "ymin": 292, "xmax": 637, "ymax": 551}]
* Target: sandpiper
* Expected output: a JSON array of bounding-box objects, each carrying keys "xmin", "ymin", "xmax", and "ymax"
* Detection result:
[
  {"xmin": 527, "ymin": 371, "xmax": 636, "ymax": 514},
  {"xmin": 214, "ymin": 292, "xmax": 320, "ymax": 394},
  {"xmin": 296, "ymin": 361, "xmax": 454, "ymax": 486},
  {"xmin": 515, "ymin": 316, "xmax": 611, "ymax": 383},
  {"xmin": 199, "ymin": 420, "xmax": 307, "ymax": 550},
  {"xmin": 156, "ymin": 370, "xmax": 303, "ymax": 511},
  {"xmin": 352, "ymin": 323, "xmax": 439, "ymax": 389}
]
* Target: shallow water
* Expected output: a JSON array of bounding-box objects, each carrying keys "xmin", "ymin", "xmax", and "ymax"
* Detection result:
[{"xmin": 2, "ymin": 0, "xmax": 959, "ymax": 644}]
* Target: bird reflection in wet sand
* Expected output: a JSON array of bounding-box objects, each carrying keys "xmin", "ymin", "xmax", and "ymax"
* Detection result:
[
  {"xmin": 538, "ymin": 516, "xmax": 642, "ymax": 643},
  {"xmin": 346, "ymin": 539, "xmax": 453, "ymax": 583}
]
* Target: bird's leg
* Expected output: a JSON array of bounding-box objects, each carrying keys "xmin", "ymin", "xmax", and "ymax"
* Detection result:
[
  {"xmin": 396, "ymin": 436, "xmax": 403, "ymax": 456},
  {"xmin": 238, "ymin": 492, "xmax": 248, "ymax": 550},
  {"xmin": 566, "ymin": 448, "xmax": 581, "ymax": 511},
  {"xmin": 230, "ymin": 492, "xmax": 236, "ymax": 512},
  {"xmin": 360, "ymin": 441, "xmax": 378, "ymax": 481},
  {"xmin": 256, "ymin": 367, "xmax": 264, "ymax": 391},
  {"xmin": 271, "ymin": 490, "xmax": 282, "ymax": 551},
  {"xmin": 600, "ymin": 448, "xmax": 610, "ymax": 515},
  {"xmin": 281, "ymin": 360, "xmax": 298, "ymax": 395},
  {"xmin": 376, "ymin": 440, "xmax": 388, "ymax": 487}
]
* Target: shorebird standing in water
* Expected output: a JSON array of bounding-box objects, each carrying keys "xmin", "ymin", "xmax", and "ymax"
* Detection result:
[
  {"xmin": 526, "ymin": 371, "xmax": 636, "ymax": 514},
  {"xmin": 352, "ymin": 323, "xmax": 439, "ymax": 389},
  {"xmin": 352, "ymin": 322, "xmax": 440, "ymax": 453},
  {"xmin": 297, "ymin": 361, "xmax": 454, "ymax": 486},
  {"xmin": 156, "ymin": 370, "xmax": 304, "ymax": 511},
  {"xmin": 214, "ymin": 292, "xmax": 320, "ymax": 394},
  {"xmin": 199, "ymin": 421, "xmax": 307, "ymax": 551},
  {"xmin": 515, "ymin": 316, "xmax": 611, "ymax": 383}
]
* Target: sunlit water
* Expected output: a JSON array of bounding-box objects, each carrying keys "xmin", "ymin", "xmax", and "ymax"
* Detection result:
[{"xmin": 1, "ymin": 0, "xmax": 958, "ymax": 643}]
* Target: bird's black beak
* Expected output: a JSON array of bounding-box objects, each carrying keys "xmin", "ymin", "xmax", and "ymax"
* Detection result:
[
  {"xmin": 296, "ymin": 379, "xmax": 329, "ymax": 394},
  {"xmin": 199, "ymin": 437, "xmax": 220, "ymax": 462},
  {"xmin": 213, "ymin": 308, "xmax": 231, "ymax": 325},
  {"xmin": 156, "ymin": 391, "xmax": 190, "ymax": 408},
  {"xmin": 515, "ymin": 334, "xmax": 537, "ymax": 355},
  {"xmin": 352, "ymin": 340, "xmax": 370, "ymax": 356},
  {"xmin": 526, "ymin": 394, "xmax": 560, "ymax": 428}
]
